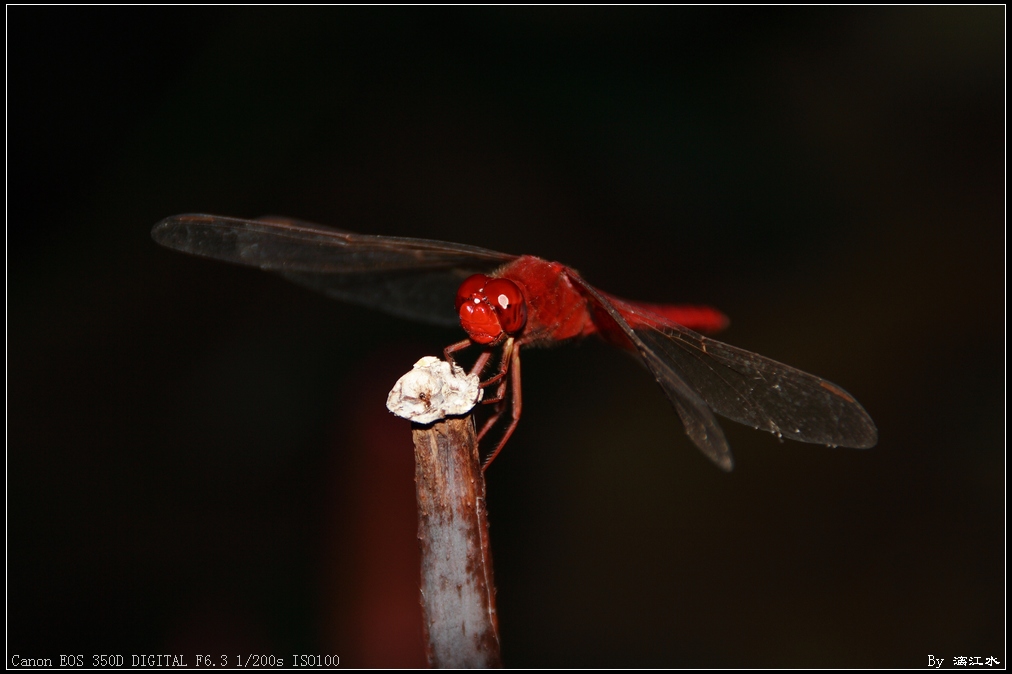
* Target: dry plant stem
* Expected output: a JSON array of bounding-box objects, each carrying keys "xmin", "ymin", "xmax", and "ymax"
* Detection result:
[{"xmin": 413, "ymin": 416, "xmax": 502, "ymax": 668}]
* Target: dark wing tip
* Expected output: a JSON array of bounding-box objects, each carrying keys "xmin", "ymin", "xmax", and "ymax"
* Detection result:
[
  {"xmin": 852, "ymin": 405, "xmax": 879, "ymax": 449},
  {"xmin": 150, "ymin": 215, "xmax": 178, "ymax": 245},
  {"xmin": 688, "ymin": 426, "xmax": 735, "ymax": 472},
  {"xmin": 151, "ymin": 213, "xmax": 211, "ymax": 251},
  {"xmin": 846, "ymin": 417, "xmax": 879, "ymax": 449},
  {"xmin": 816, "ymin": 379, "xmax": 879, "ymax": 449},
  {"xmin": 838, "ymin": 401, "xmax": 878, "ymax": 449},
  {"xmin": 715, "ymin": 451, "xmax": 735, "ymax": 472}
]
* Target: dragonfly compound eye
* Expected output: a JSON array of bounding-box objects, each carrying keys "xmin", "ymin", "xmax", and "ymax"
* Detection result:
[
  {"xmin": 483, "ymin": 278, "xmax": 527, "ymax": 335},
  {"xmin": 455, "ymin": 273, "xmax": 489, "ymax": 311}
]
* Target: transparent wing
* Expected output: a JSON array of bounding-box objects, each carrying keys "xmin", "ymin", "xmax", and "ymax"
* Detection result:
[
  {"xmin": 152, "ymin": 214, "xmax": 518, "ymax": 327},
  {"xmin": 632, "ymin": 311, "xmax": 879, "ymax": 449},
  {"xmin": 566, "ymin": 275, "xmax": 735, "ymax": 470},
  {"xmin": 570, "ymin": 275, "xmax": 878, "ymax": 471}
]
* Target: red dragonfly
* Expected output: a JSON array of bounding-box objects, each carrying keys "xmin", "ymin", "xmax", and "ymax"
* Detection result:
[{"xmin": 152, "ymin": 214, "xmax": 877, "ymax": 471}]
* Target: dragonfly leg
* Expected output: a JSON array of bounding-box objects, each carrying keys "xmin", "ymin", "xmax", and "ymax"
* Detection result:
[
  {"xmin": 481, "ymin": 343, "xmax": 522, "ymax": 471},
  {"xmin": 479, "ymin": 338, "xmax": 514, "ymax": 402},
  {"xmin": 443, "ymin": 338, "xmax": 472, "ymax": 368},
  {"xmin": 444, "ymin": 338, "xmax": 501, "ymax": 380},
  {"xmin": 469, "ymin": 350, "xmax": 494, "ymax": 378},
  {"xmin": 476, "ymin": 340, "xmax": 514, "ymax": 444},
  {"xmin": 476, "ymin": 400, "xmax": 506, "ymax": 442}
]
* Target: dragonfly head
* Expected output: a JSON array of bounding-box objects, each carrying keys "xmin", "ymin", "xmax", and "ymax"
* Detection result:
[{"xmin": 455, "ymin": 274, "xmax": 527, "ymax": 345}]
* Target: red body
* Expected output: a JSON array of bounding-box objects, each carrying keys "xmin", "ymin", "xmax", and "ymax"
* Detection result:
[{"xmin": 488, "ymin": 255, "xmax": 729, "ymax": 349}]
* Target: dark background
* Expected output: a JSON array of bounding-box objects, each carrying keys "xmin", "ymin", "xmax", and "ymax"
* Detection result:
[{"xmin": 8, "ymin": 7, "xmax": 1003, "ymax": 668}]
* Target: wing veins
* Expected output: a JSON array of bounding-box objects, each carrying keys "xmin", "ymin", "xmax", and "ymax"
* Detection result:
[
  {"xmin": 620, "ymin": 302, "xmax": 877, "ymax": 448},
  {"xmin": 152, "ymin": 214, "xmax": 517, "ymax": 273},
  {"xmin": 643, "ymin": 324, "xmax": 774, "ymax": 430},
  {"xmin": 566, "ymin": 273, "xmax": 734, "ymax": 471},
  {"xmin": 152, "ymin": 213, "xmax": 517, "ymax": 328}
]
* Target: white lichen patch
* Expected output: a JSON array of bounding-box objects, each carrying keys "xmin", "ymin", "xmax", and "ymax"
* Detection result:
[{"xmin": 386, "ymin": 356, "xmax": 483, "ymax": 424}]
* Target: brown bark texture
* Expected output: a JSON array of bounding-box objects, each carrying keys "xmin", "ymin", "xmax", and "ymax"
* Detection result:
[{"xmin": 412, "ymin": 417, "xmax": 502, "ymax": 668}]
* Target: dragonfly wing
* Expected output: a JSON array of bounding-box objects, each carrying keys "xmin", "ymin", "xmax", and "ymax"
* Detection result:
[
  {"xmin": 152, "ymin": 214, "xmax": 518, "ymax": 327},
  {"xmin": 566, "ymin": 273, "xmax": 734, "ymax": 471},
  {"xmin": 615, "ymin": 301, "xmax": 879, "ymax": 451},
  {"xmin": 278, "ymin": 268, "xmax": 473, "ymax": 327}
]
